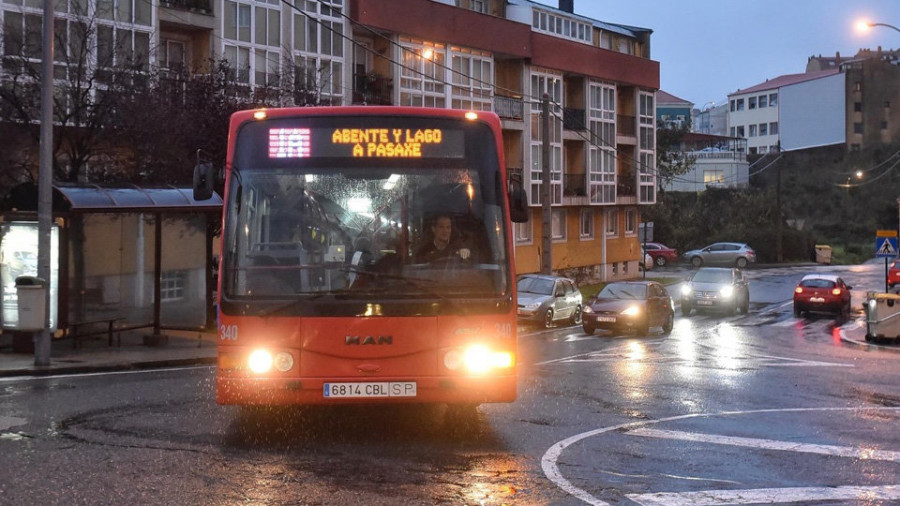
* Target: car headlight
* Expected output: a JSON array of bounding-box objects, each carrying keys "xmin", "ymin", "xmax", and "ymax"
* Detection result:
[
  {"xmin": 582, "ymin": 306, "xmax": 593, "ymax": 313},
  {"xmin": 681, "ymin": 285, "xmax": 693, "ymax": 296},
  {"xmin": 621, "ymin": 305, "xmax": 640, "ymax": 316},
  {"xmin": 524, "ymin": 301, "xmax": 541, "ymax": 310},
  {"xmin": 720, "ymin": 286, "xmax": 734, "ymax": 298}
]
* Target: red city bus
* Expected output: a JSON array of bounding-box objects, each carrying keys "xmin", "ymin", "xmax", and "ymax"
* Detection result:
[{"xmin": 194, "ymin": 106, "xmax": 527, "ymax": 407}]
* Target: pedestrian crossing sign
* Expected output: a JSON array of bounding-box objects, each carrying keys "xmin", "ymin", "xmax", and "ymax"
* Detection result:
[{"xmin": 876, "ymin": 235, "xmax": 898, "ymax": 258}]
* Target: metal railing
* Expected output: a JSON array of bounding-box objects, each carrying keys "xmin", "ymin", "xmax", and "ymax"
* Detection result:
[
  {"xmin": 160, "ymin": 0, "xmax": 212, "ymax": 13},
  {"xmin": 617, "ymin": 114, "xmax": 636, "ymax": 137},
  {"xmin": 494, "ymin": 95, "xmax": 524, "ymax": 120},
  {"xmin": 352, "ymin": 73, "xmax": 393, "ymax": 105},
  {"xmin": 563, "ymin": 107, "xmax": 586, "ymax": 130},
  {"xmin": 562, "ymin": 173, "xmax": 587, "ymax": 197}
]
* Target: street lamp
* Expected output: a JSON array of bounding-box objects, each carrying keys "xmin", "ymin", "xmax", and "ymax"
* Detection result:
[{"xmin": 856, "ymin": 20, "xmax": 900, "ymax": 35}]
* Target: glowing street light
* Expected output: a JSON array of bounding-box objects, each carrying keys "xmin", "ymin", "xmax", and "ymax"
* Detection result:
[{"xmin": 856, "ymin": 20, "xmax": 900, "ymax": 35}]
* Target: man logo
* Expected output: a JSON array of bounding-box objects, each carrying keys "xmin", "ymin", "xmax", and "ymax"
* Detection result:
[{"xmin": 345, "ymin": 335, "xmax": 393, "ymax": 345}]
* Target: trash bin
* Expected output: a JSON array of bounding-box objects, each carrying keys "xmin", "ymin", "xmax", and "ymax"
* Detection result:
[
  {"xmin": 865, "ymin": 291, "xmax": 900, "ymax": 342},
  {"xmin": 814, "ymin": 245, "xmax": 832, "ymax": 265},
  {"xmin": 15, "ymin": 276, "xmax": 46, "ymax": 331}
]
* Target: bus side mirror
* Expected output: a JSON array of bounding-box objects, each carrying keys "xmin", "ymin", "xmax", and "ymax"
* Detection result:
[
  {"xmin": 193, "ymin": 163, "xmax": 215, "ymax": 201},
  {"xmin": 509, "ymin": 187, "xmax": 528, "ymax": 223}
]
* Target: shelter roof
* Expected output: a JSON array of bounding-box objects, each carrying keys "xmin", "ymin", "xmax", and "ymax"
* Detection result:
[{"xmin": 3, "ymin": 183, "xmax": 222, "ymax": 214}]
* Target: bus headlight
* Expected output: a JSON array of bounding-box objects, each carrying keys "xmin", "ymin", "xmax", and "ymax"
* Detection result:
[
  {"xmin": 273, "ymin": 352, "xmax": 294, "ymax": 372},
  {"xmin": 444, "ymin": 345, "xmax": 514, "ymax": 374},
  {"xmin": 248, "ymin": 349, "xmax": 273, "ymax": 374}
]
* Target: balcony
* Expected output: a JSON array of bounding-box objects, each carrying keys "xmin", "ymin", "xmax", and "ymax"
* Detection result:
[
  {"xmin": 494, "ymin": 95, "xmax": 524, "ymax": 120},
  {"xmin": 352, "ymin": 73, "xmax": 393, "ymax": 105},
  {"xmin": 563, "ymin": 108, "xmax": 586, "ymax": 131},
  {"xmin": 160, "ymin": 0, "xmax": 211, "ymax": 14},
  {"xmin": 617, "ymin": 169, "xmax": 636, "ymax": 204},
  {"xmin": 562, "ymin": 173, "xmax": 587, "ymax": 197},
  {"xmin": 617, "ymin": 114, "xmax": 636, "ymax": 137}
]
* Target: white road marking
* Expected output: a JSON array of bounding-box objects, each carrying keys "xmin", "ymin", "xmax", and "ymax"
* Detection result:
[
  {"xmin": 0, "ymin": 415, "xmax": 27, "ymax": 431},
  {"xmin": 627, "ymin": 428, "xmax": 900, "ymax": 462},
  {"xmin": 0, "ymin": 365, "xmax": 213, "ymax": 383},
  {"xmin": 627, "ymin": 485, "xmax": 900, "ymax": 506},
  {"xmin": 542, "ymin": 407, "xmax": 900, "ymax": 506}
]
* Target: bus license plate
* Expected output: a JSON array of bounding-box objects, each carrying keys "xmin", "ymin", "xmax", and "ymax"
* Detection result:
[{"xmin": 323, "ymin": 382, "xmax": 417, "ymax": 398}]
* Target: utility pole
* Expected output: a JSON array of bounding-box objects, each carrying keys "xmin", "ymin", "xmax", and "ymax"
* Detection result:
[
  {"xmin": 541, "ymin": 93, "xmax": 552, "ymax": 274},
  {"xmin": 35, "ymin": 0, "xmax": 55, "ymax": 366},
  {"xmin": 776, "ymin": 161, "xmax": 783, "ymax": 263}
]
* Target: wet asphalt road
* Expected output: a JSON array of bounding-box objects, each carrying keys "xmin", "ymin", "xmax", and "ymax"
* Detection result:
[{"xmin": 1, "ymin": 263, "xmax": 899, "ymax": 505}]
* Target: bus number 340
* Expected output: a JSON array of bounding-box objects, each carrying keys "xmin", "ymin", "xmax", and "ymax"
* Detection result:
[{"xmin": 220, "ymin": 324, "xmax": 238, "ymax": 340}]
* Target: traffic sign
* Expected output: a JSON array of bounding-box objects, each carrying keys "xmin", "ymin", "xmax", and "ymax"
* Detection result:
[{"xmin": 876, "ymin": 236, "xmax": 898, "ymax": 258}]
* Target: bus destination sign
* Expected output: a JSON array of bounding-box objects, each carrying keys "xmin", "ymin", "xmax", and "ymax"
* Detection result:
[{"xmin": 268, "ymin": 126, "xmax": 464, "ymax": 159}]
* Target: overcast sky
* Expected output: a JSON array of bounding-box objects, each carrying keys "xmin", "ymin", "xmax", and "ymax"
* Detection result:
[{"xmin": 534, "ymin": 0, "xmax": 900, "ymax": 108}]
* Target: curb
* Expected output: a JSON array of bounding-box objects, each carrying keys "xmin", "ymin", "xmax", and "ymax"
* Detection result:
[{"xmin": 0, "ymin": 356, "xmax": 216, "ymax": 378}]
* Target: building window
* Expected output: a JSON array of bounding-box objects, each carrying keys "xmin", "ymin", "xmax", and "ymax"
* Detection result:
[
  {"xmin": 854, "ymin": 102, "xmax": 862, "ymax": 112},
  {"xmin": 749, "ymin": 97, "xmax": 756, "ymax": 109},
  {"xmin": 703, "ymin": 170, "xmax": 724, "ymax": 184},
  {"xmin": 736, "ymin": 125, "xmax": 745, "ymax": 138},
  {"xmin": 749, "ymin": 124, "xmax": 757, "ymax": 137},
  {"xmin": 759, "ymin": 123, "xmax": 768, "ymax": 136},
  {"xmin": 854, "ymin": 81, "xmax": 862, "ymax": 92},
  {"xmin": 759, "ymin": 95, "xmax": 768, "ymax": 108},
  {"xmin": 514, "ymin": 220, "xmax": 532, "ymax": 244},
  {"xmin": 759, "ymin": 146, "xmax": 768, "ymax": 154},
  {"xmin": 736, "ymin": 98, "xmax": 744, "ymax": 111},
  {"xmin": 469, "ymin": 0, "xmax": 487, "ymax": 13},
  {"xmin": 854, "ymin": 122, "xmax": 864, "ymax": 134},
  {"xmin": 551, "ymin": 209, "xmax": 567, "ymax": 240},
  {"xmin": 580, "ymin": 209, "xmax": 594, "ymax": 239},
  {"xmin": 769, "ymin": 122, "xmax": 778, "ymax": 135},
  {"xmin": 450, "ymin": 47, "xmax": 493, "ymax": 111},
  {"xmin": 588, "ymin": 82, "xmax": 616, "ymax": 204},
  {"xmin": 606, "ymin": 209, "xmax": 619, "ymax": 236},
  {"xmin": 882, "ymin": 121, "xmax": 888, "ymax": 130},
  {"xmin": 769, "ymin": 93, "xmax": 778, "ymax": 106},
  {"xmin": 161, "ymin": 271, "xmax": 186, "ymax": 301},
  {"xmin": 625, "ymin": 209, "xmax": 636, "ymax": 235},
  {"xmin": 730, "ymin": 100, "xmax": 735, "ymax": 112},
  {"xmin": 531, "ymin": 8, "xmax": 592, "ymax": 43},
  {"xmin": 530, "ymin": 71, "xmax": 563, "ymax": 206},
  {"xmin": 730, "ymin": 127, "xmax": 735, "ymax": 137}
]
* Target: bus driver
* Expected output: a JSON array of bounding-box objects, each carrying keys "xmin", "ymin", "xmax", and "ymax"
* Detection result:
[{"xmin": 413, "ymin": 215, "xmax": 472, "ymax": 263}]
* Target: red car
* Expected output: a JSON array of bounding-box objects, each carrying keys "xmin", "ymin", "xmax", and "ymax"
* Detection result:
[
  {"xmin": 793, "ymin": 274, "xmax": 852, "ymax": 318},
  {"xmin": 889, "ymin": 259, "xmax": 900, "ymax": 289},
  {"xmin": 642, "ymin": 242, "xmax": 679, "ymax": 267}
]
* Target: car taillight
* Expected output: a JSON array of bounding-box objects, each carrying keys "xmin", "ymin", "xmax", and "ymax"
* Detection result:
[
  {"xmin": 832, "ymin": 288, "xmax": 842, "ymax": 296},
  {"xmin": 795, "ymin": 287, "xmax": 803, "ymax": 294}
]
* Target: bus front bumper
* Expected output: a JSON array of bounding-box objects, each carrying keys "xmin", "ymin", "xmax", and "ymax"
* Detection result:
[{"xmin": 216, "ymin": 375, "xmax": 517, "ymax": 405}]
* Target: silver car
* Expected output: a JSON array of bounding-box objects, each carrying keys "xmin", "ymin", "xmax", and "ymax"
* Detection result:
[
  {"xmin": 683, "ymin": 242, "xmax": 757, "ymax": 268},
  {"xmin": 517, "ymin": 274, "xmax": 583, "ymax": 328}
]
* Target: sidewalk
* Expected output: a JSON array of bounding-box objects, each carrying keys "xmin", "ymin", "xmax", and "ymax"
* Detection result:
[{"xmin": 0, "ymin": 329, "xmax": 217, "ymax": 377}]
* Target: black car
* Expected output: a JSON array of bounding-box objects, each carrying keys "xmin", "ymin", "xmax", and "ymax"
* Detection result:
[
  {"xmin": 582, "ymin": 281, "xmax": 675, "ymax": 336},
  {"xmin": 680, "ymin": 267, "xmax": 750, "ymax": 316}
]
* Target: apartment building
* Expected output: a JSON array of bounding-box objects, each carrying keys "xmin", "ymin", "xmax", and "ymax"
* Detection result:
[
  {"xmin": 727, "ymin": 70, "xmax": 842, "ymax": 154},
  {"xmin": 0, "ymin": 0, "xmax": 660, "ymax": 281},
  {"xmin": 656, "ymin": 90, "xmax": 692, "ymax": 129}
]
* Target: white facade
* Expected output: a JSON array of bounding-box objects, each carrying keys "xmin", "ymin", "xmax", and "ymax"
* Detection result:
[
  {"xmin": 780, "ymin": 73, "xmax": 845, "ymax": 151},
  {"xmin": 728, "ymin": 89, "xmax": 780, "ymax": 154},
  {"xmin": 664, "ymin": 152, "xmax": 749, "ymax": 192}
]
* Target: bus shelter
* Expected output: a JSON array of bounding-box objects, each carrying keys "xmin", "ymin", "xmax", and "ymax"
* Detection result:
[{"xmin": 0, "ymin": 183, "xmax": 222, "ymax": 346}]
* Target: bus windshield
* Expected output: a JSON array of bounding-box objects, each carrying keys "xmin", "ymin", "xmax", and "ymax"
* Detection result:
[{"xmin": 222, "ymin": 165, "xmax": 510, "ymax": 301}]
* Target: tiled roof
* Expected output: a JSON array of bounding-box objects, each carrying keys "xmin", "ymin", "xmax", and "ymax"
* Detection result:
[
  {"xmin": 730, "ymin": 69, "xmax": 840, "ymax": 96},
  {"xmin": 657, "ymin": 90, "xmax": 692, "ymax": 106}
]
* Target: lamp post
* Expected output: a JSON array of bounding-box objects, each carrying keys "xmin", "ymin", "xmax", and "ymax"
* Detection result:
[{"xmin": 856, "ymin": 20, "xmax": 900, "ymax": 35}]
